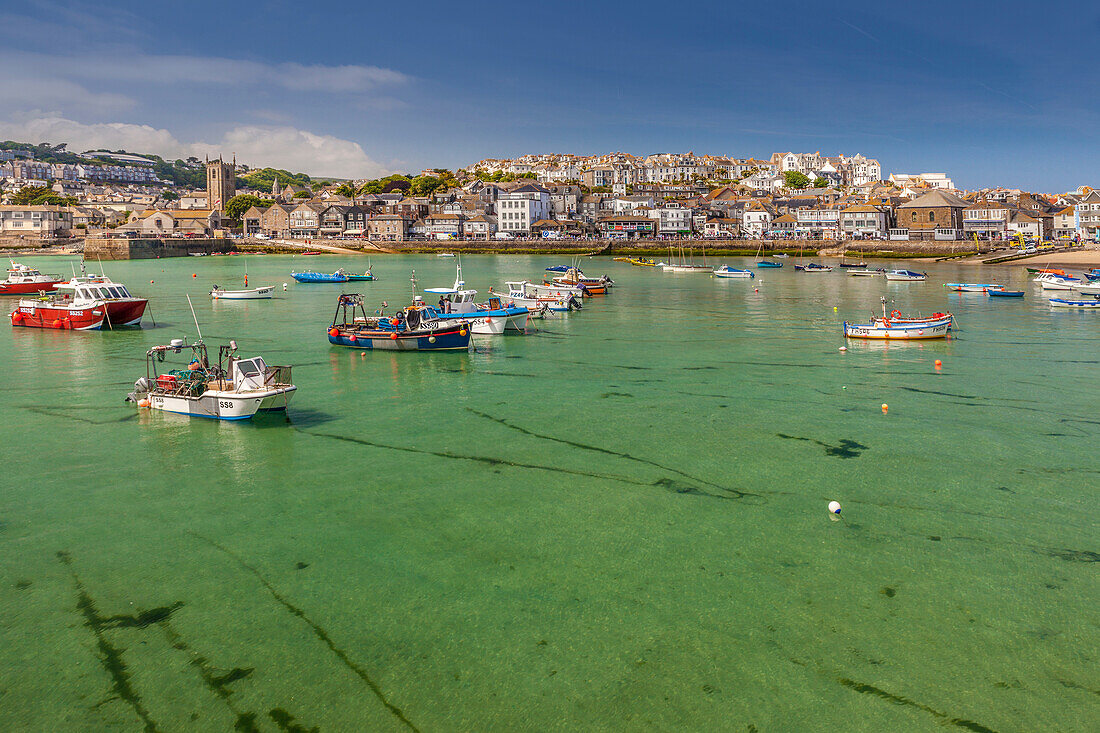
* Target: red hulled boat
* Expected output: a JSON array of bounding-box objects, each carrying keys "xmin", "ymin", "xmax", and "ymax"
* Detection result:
[
  {"xmin": 0, "ymin": 262, "xmax": 64, "ymax": 295},
  {"xmin": 10, "ymin": 273, "xmax": 147, "ymax": 330}
]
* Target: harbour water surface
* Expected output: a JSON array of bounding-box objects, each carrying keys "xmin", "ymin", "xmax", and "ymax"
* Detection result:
[{"xmin": 0, "ymin": 255, "xmax": 1096, "ymax": 731}]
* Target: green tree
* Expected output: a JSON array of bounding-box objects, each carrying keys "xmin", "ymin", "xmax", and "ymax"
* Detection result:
[
  {"xmin": 11, "ymin": 185, "xmax": 74, "ymax": 206},
  {"xmin": 161, "ymin": 190, "xmax": 179, "ymax": 201},
  {"xmin": 224, "ymin": 194, "xmax": 267, "ymax": 222},
  {"xmin": 293, "ymin": 191, "xmax": 311, "ymax": 199},
  {"xmin": 812, "ymin": 177, "xmax": 828, "ymax": 188},
  {"xmin": 783, "ymin": 171, "xmax": 811, "ymax": 189},
  {"xmin": 333, "ymin": 183, "xmax": 356, "ymax": 197}
]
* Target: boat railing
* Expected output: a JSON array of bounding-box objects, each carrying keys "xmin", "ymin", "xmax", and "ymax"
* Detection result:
[{"xmin": 264, "ymin": 365, "xmax": 293, "ymax": 387}]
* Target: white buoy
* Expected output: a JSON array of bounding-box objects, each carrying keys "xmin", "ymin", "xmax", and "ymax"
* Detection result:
[
  {"xmin": 839, "ymin": 346, "xmax": 847, "ymax": 352},
  {"xmin": 828, "ymin": 501, "xmax": 841, "ymax": 515},
  {"xmin": 283, "ymin": 282, "xmax": 288, "ymax": 291}
]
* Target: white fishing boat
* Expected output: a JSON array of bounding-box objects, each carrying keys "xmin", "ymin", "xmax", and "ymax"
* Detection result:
[
  {"xmin": 514, "ymin": 279, "xmax": 586, "ymax": 300},
  {"xmin": 211, "ymin": 285, "xmax": 274, "ymax": 300},
  {"xmin": 437, "ymin": 252, "xmax": 457, "ymax": 258},
  {"xmin": 502, "ymin": 281, "xmax": 582, "ymax": 312},
  {"xmin": 127, "ymin": 339, "xmax": 296, "ymax": 420},
  {"xmin": 885, "ymin": 269, "xmax": 928, "ymax": 281},
  {"xmin": 848, "ymin": 268, "xmax": 884, "ymax": 277},
  {"xmin": 712, "ymin": 265, "xmax": 754, "ymax": 278},
  {"xmin": 424, "ymin": 265, "xmax": 529, "ymax": 334},
  {"xmin": 843, "ymin": 299, "xmax": 952, "ymax": 340},
  {"xmin": 1035, "ymin": 273, "xmax": 1078, "ymax": 291},
  {"xmin": 1073, "ymin": 281, "xmax": 1100, "ymax": 295}
]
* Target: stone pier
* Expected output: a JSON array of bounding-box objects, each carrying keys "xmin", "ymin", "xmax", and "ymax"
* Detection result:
[{"xmin": 84, "ymin": 236, "xmax": 232, "ymax": 260}]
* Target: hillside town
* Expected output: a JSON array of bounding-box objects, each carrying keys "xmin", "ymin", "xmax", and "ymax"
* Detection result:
[{"xmin": 1, "ymin": 145, "xmax": 1097, "ymax": 247}]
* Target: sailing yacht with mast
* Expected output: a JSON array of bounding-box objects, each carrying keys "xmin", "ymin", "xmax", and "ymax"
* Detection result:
[{"xmin": 662, "ymin": 242, "xmax": 711, "ymax": 272}]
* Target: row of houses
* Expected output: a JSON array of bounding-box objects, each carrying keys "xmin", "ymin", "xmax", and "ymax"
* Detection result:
[
  {"xmin": 0, "ymin": 160, "xmax": 159, "ymax": 186},
  {"xmin": 470, "ymin": 151, "xmax": 884, "ymax": 189}
]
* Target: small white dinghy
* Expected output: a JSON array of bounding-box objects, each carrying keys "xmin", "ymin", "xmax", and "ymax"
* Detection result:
[{"xmin": 211, "ymin": 285, "xmax": 274, "ymax": 300}]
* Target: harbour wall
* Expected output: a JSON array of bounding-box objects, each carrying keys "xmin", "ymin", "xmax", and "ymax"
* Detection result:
[
  {"xmin": 265, "ymin": 238, "xmax": 992, "ymax": 258},
  {"xmin": 84, "ymin": 237, "xmax": 232, "ymax": 260}
]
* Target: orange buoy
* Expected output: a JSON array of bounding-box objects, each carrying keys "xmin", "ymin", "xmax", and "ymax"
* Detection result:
[
  {"xmin": 881, "ymin": 403, "xmax": 889, "ymax": 414},
  {"xmin": 348, "ymin": 334, "xmax": 357, "ymax": 342},
  {"xmin": 459, "ymin": 329, "xmax": 467, "ymax": 336},
  {"xmin": 192, "ymin": 273, "xmax": 197, "ymax": 278},
  {"xmin": 390, "ymin": 317, "xmax": 400, "ymax": 327},
  {"xmin": 934, "ymin": 359, "xmax": 942, "ymax": 368},
  {"xmin": 328, "ymin": 327, "xmax": 339, "ymax": 337},
  {"xmin": 150, "ymin": 280, "xmax": 154, "ymax": 283},
  {"xmin": 11, "ymin": 312, "xmax": 23, "ymax": 324},
  {"xmin": 389, "ymin": 332, "xmax": 398, "ymax": 340},
  {"xmin": 52, "ymin": 318, "xmax": 62, "ymax": 328}
]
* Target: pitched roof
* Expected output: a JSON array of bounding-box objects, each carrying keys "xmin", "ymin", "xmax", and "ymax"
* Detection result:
[{"xmin": 897, "ymin": 189, "xmax": 970, "ymax": 209}]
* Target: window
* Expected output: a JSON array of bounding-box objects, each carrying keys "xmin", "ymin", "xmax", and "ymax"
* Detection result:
[
  {"xmin": 911, "ymin": 212, "xmax": 917, "ymax": 222},
  {"xmin": 929, "ymin": 211, "xmax": 935, "ymax": 222}
]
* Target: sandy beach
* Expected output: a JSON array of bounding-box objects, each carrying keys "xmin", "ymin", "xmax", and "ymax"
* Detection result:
[{"xmin": 987, "ymin": 249, "xmax": 1100, "ymax": 267}]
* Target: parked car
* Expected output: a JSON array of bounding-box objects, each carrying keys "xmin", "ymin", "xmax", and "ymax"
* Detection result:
[{"xmin": 493, "ymin": 232, "xmax": 515, "ymax": 240}]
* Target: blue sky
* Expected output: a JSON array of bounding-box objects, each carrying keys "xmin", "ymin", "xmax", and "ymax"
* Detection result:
[{"xmin": 3, "ymin": 0, "xmax": 1097, "ymax": 190}]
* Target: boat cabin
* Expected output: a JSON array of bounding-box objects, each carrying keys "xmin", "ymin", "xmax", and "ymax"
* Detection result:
[
  {"xmin": 424, "ymin": 287, "xmax": 480, "ymax": 314},
  {"xmin": 55, "ymin": 276, "xmax": 135, "ymax": 303}
]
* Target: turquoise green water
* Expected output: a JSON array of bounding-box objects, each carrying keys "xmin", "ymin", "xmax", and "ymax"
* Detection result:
[{"xmin": 1, "ymin": 254, "xmax": 1096, "ymax": 732}]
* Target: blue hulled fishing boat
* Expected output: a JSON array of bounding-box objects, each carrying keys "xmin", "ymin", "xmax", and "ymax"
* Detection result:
[
  {"xmin": 293, "ymin": 269, "xmax": 348, "ymax": 283},
  {"xmin": 327, "ymin": 294, "xmax": 471, "ymax": 351}
]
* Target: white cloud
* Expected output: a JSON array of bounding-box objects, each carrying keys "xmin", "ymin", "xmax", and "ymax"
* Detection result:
[
  {"xmin": 0, "ymin": 50, "xmax": 410, "ymax": 96},
  {"xmin": 0, "ymin": 116, "xmax": 185, "ymax": 154},
  {"xmin": 193, "ymin": 126, "xmax": 390, "ymax": 179},
  {"xmin": 0, "ymin": 116, "xmax": 392, "ymax": 179}
]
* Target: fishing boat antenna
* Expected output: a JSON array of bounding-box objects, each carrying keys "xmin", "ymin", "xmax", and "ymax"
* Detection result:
[
  {"xmin": 186, "ymin": 294, "xmax": 203, "ymax": 341},
  {"xmin": 410, "ymin": 269, "xmax": 419, "ymax": 295}
]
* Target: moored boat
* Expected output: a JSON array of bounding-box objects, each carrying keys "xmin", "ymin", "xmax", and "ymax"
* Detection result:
[
  {"xmin": 1034, "ymin": 272, "xmax": 1079, "ymax": 290},
  {"xmin": 211, "ymin": 285, "xmax": 274, "ymax": 300},
  {"xmin": 427, "ymin": 265, "xmax": 529, "ymax": 333},
  {"xmin": 503, "ymin": 281, "xmax": 582, "ymax": 312},
  {"xmin": 944, "ymin": 282, "xmax": 1004, "ymax": 292},
  {"xmin": 0, "ymin": 262, "xmax": 64, "ymax": 295},
  {"xmin": 292, "ymin": 269, "xmax": 348, "ymax": 283},
  {"xmin": 713, "ymin": 265, "xmax": 754, "ymax": 278},
  {"xmin": 345, "ymin": 267, "xmax": 375, "ymax": 281},
  {"xmin": 552, "ymin": 266, "xmax": 613, "ymax": 293},
  {"xmin": 844, "ymin": 299, "xmax": 951, "ymax": 340},
  {"xmin": 1049, "ymin": 296, "xmax": 1100, "ymax": 309},
  {"xmin": 794, "ymin": 263, "xmax": 833, "ymax": 272},
  {"xmin": 885, "ymin": 269, "xmax": 927, "ymax": 281},
  {"xmin": 327, "ymin": 294, "xmax": 472, "ymax": 351},
  {"xmin": 1073, "ymin": 281, "xmax": 1100, "ymax": 295},
  {"xmin": 988, "ymin": 289, "xmax": 1025, "ymax": 298},
  {"xmin": 848, "ymin": 268, "xmax": 884, "ymax": 277},
  {"xmin": 629, "ymin": 257, "xmax": 659, "ymax": 267},
  {"xmin": 127, "ymin": 339, "xmax": 296, "ymax": 420},
  {"xmin": 10, "ymin": 273, "xmax": 146, "ymax": 329},
  {"xmin": 756, "ymin": 260, "xmax": 783, "ymax": 268}
]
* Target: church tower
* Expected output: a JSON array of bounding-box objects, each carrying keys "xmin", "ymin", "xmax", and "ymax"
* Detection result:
[{"xmin": 205, "ymin": 154, "xmax": 236, "ymax": 211}]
